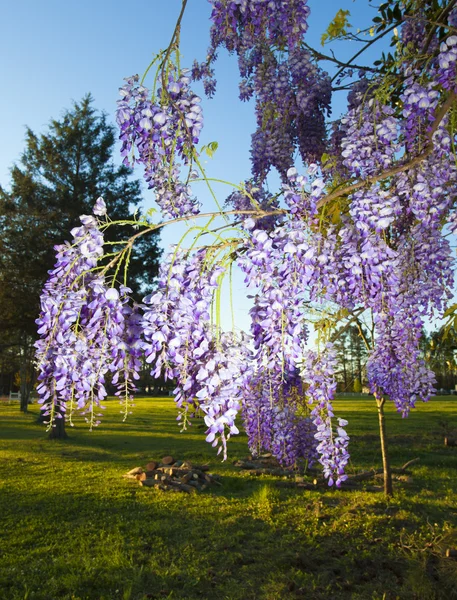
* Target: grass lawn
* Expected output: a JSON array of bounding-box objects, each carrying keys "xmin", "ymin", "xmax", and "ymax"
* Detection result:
[{"xmin": 0, "ymin": 396, "xmax": 456, "ymax": 600}]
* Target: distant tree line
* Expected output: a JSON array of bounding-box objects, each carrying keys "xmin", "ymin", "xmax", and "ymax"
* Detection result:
[{"xmin": 331, "ymin": 321, "xmax": 457, "ymax": 394}]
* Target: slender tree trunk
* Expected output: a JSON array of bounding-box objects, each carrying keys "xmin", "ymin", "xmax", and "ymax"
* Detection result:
[
  {"xmin": 342, "ymin": 358, "xmax": 348, "ymax": 390},
  {"xmin": 376, "ymin": 395, "xmax": 393, "ymax": 497},
  {"xmin": 19, "ymin": 354, "xmax": 29, "ymax": 413}
]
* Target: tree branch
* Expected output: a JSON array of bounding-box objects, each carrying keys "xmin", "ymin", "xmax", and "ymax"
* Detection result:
[
  {"xmin": 99, "ymin": 207, "xmax": 287, "ymax": 275},
  {"xmin": 303, "ymin": 42, "xmax": 377, "ymax": 73},
  {"xmin": 317, "ymin": 92, "xmax": 457, "ymax": 208},
  {"xmin": 423, "ymin": 0, "xmax": 457, "ymax": 53},
  {"xmin": 355, "ymin": 317, "xmax": 372, "ymax": 352},
  {"xmin": 330, "ymin": 308, "xmax": 365, "ymax": 343}
]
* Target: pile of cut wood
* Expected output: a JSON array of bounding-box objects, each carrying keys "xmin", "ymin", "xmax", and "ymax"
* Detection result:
[{"xmin": 124, "ymin": 456, "xmax": 221, "ymax": 493}]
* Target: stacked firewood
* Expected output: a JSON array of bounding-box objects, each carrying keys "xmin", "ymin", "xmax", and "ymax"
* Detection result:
[{"xmin": 124, "ymin": 456, "xmax": 221, "ymax": 493}]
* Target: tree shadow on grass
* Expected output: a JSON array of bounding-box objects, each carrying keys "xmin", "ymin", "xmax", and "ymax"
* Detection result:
[{"xmin": 2, "ymin": 484, "xmax": 457, "ymax": 600}]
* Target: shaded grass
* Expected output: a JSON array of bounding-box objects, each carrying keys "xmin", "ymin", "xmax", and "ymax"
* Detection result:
[{"xmin": 0, "ymin": 396, "xmax": 456, "ymax": 599}]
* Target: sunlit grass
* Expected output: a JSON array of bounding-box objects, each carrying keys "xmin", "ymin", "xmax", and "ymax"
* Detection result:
[{"xmin": 0, "ymin": 396, "xmax": 456, "ymax": 599}]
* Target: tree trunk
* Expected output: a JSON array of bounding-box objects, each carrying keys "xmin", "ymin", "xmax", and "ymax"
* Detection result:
[
  {"xmin": 376, "ymin": 396, "xmax": 393, "ymax": 497},
  {"xmin": 19, "ymin": 358, "xmax": 29, "ymax": 413},
  {"xmin": 48, "ymin": 416, "xmax": 68, "ymax": 440}
]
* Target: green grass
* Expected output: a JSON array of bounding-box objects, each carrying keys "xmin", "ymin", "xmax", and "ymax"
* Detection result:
[{"xmin": 1, "ymin": 396, "xmax": 456, "ymax": 600}]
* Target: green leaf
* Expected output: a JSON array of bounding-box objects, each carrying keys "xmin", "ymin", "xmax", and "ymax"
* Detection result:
[
  {"xmin": 321, "ymin": 9, "xmax": 352, "ymax": 46},
  {"xmin": 443, "ymin": 303, "xmax": 457, "ymax": 319},
  {"xmin": 201, "ymin": 141, "xmax": 219, "ymax": 159}
]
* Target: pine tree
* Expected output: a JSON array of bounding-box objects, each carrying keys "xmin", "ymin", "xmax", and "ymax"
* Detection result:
[
  {"xmin": 334, "ymin": 324, "xmax": 369, "ymax": 392},
  {"xmin": 0, "ymin": 94, "xmax": 161, "ymax": 422}
]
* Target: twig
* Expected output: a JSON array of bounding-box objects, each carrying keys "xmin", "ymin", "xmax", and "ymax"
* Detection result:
[
  {"xmin": 160, "ymin": 0, "xmax": 188, "ymax": 90},
  {"xmin": 99, "ymin": 207, "xmax": 286, "ymax": 275},
  {"xmin": 303, "ymin": 42, "xmax": 377, "ymax": 73},
  {"xmin": 331, "ymin": 23, "xmax": 399, "ymax": 83}
]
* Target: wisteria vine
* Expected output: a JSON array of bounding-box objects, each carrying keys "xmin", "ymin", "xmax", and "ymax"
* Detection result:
[{"xmin": 35, "ymin": 1, "xmax": 457, "ymax": 488}]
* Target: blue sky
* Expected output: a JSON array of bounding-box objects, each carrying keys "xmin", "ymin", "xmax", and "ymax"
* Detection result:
[{"xmin": 0, "ymin": 0, "xmax": 387, "ymax": 333}]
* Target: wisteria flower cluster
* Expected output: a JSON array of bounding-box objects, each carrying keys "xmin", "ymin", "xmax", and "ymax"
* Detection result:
[
  {"xmin": 300, "ymin": 345, "xmax": 350, "ymax": 487},
  {"xmin": 142, "ymin": 248, "xmax": 252, "ymax": 458},
  {"xmin": 116, "ymin": 72, "xmax": 203, "ymax": 219},
  {"xmin": 324, "ymin": 28, "xmax": 457, "ymax": 413},
  {"xmin": 35, "ymin": 199, "xmax": 142, "ymax": 429},
  {"xmin": 194, "ymin": 0, "xmax": 331, "ymax": 180},
  {"xmin": 224, "ymin": 181, "xmax": 281, "ymax": 231}
]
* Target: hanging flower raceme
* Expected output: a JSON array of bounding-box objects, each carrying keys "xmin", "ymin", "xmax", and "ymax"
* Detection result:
[
  {"xmin": 236, "ymin": 179, "xmax": 336, "ymax": 469},
  {"xmin": 242, "ymin": 371, "xmax": 319, "ymax": 468},
  {"xmin": 367, "ymin": 311, "xmax": 436, "ymax": 415},
  {"xmin": 300, "ymin": 344, "xmax": 350, "ymax": 487},
  {"xmin": 35, "ymin": 199, "xmax": 141, "ymax": 430},
  {"xmin": 341, "ymin": 99, "xmax": 400, "ymax": 179},
  {"xmin": 142, "ymin": 249, "xmax": 251, "ymax": 458},
  {"xmin": 436, "ymin": 35, "xmax": 457, "ymax": 91},
  {"xmin": 197, "ymin": 0, "xmax": 331, "ymax": 181},
  {"xmin": 116, "ymin": 72, "xmax": 202, "ymax": 219}
]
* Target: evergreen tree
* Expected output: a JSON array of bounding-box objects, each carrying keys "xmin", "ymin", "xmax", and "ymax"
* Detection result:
[
  {"xmin": 426, "ymin": 327, "xmax": 457, "ymax": 391},
  {"xmin": 334, "ymin": 324, "xmax": 369, "ymax": 392},
  {"xmin": 0, "ymin": 94, "xmax": 161, "ymax": 419}
]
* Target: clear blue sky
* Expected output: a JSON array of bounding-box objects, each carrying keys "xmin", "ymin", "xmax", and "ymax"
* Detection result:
[{"xmin": 0, "ymin": 0, "xmax": 386, "ymax": 333}]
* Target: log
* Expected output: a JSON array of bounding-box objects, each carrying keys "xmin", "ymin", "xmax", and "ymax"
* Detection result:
[
  {"xmin": 140, "ymin": 479, "xmax": 156, "ymax": 487},
  {"xmin": 296, "ymin": 483, "xmax": 318, "ymax": 490},
  {"xmin": 401, "ymin": 458, "xmax": 420, "ymax": 471},
  {"xmin": 445, "ymin": 549, "xmax": 457, "ymax": 558},
  {"xmin": 339, "ymin": 480, "xmax": 359, "ymax": 488},
  {"xmin": 127, "ymin": 467, "xmax": 143, "ymax": 476},
  {"xmin": 156, "ymin": 466, "xmax": 190, "ymax": 477},
  {"xmin": 145, "ymin": 469, "xmax": 161, "ymax": 478},
  {"xmin": 346, "ymin": 469, "xmax": 378, "ymax": 482},
  {"xmin": 180, "ymin": 472, "xmax": 193, "ymax": 484},
  {"xmin": 238, "ymin": 461, "xmax": 258, "ymax": 470},
  {"xmin": 395, "ymin": 475, "xmax": 413, "ymax": 483},
  {"xmin": 276, "ymin": 480, "xmax": 316, "ymax": 490},
  {"xmin": 400, "ymin": 458, "xmax": 420, "ymax": 470},
  {"xmin": 365, "ymin": 485, "xmax": 384, "ymax": 492},
  {"xmin": 210, "ymin": 475, "xmax": 222, "ymax": 485},
  {"xmin": 444, "ymin": 437, "xmax": 457, "ymax": 447}
]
